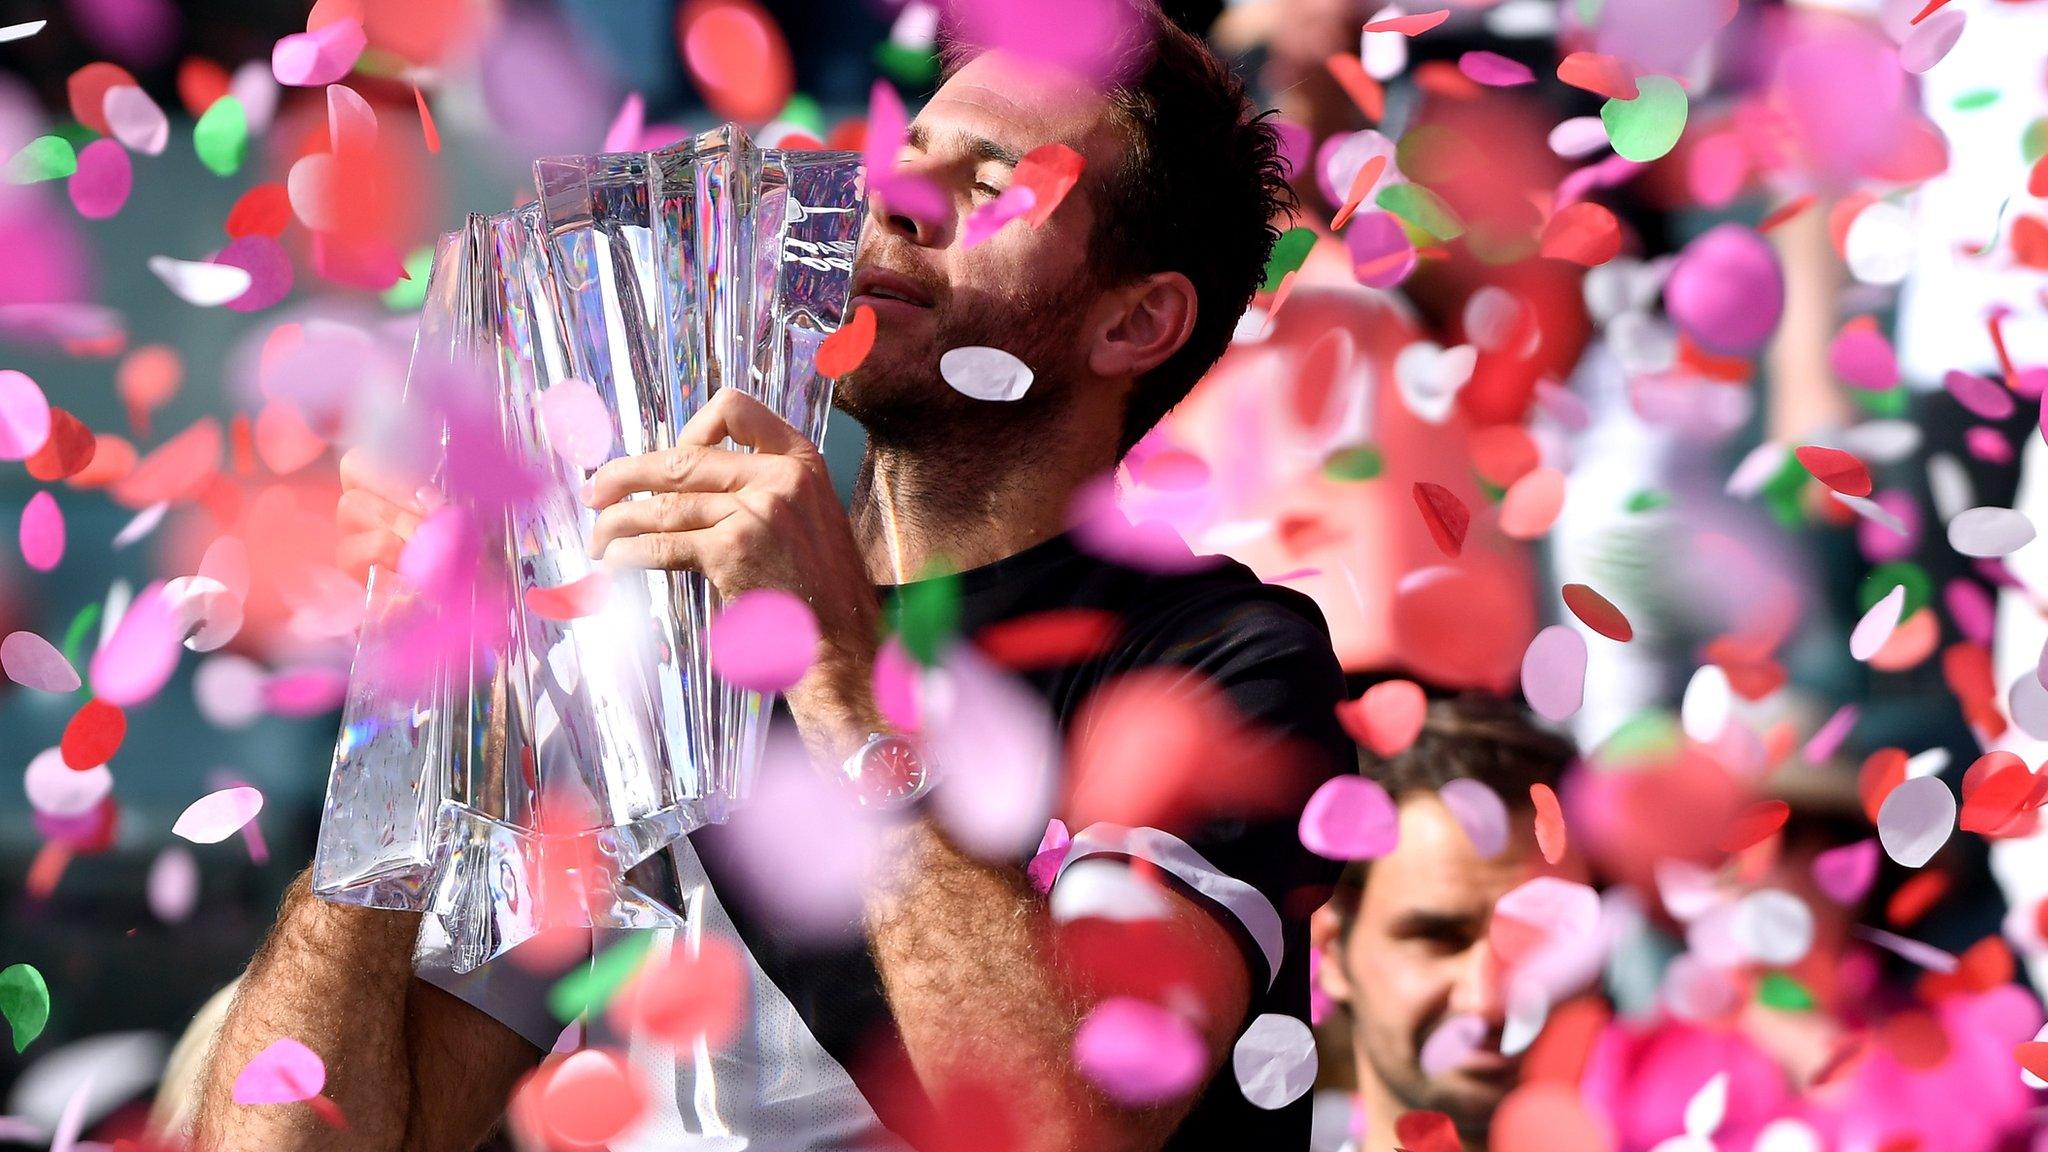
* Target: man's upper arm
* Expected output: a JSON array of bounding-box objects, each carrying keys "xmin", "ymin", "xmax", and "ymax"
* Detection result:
[{"xmin": 401, "ymin": 978, "xmax": 544, "ymax": 1152}]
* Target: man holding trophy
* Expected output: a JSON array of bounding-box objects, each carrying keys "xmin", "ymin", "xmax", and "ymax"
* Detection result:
[{"xmin": 194, "ymin": 5, "xmax": 1350, "ymax": 1150}]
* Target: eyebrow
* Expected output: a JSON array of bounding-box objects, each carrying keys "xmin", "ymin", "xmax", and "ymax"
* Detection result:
[
  {"xmin": 1387, "ymin": 910, "xmax": 1483, "ymax": 936},
  {"xmin": 906, "ymin": 122, "xmax": 1025, "ymax": 169}
]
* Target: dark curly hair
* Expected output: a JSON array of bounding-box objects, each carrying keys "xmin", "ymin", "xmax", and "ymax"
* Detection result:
[{"xmin": 942, "ymin": 2, "xmax": 1296, "ymax": 457}]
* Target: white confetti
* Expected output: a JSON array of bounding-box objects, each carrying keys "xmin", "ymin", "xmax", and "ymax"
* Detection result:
[
  {"xmin": 1849, "ymin": 585, "xmax": 1905, "ymax": 661},
  {"xmin": 1876, "ymin": 775, "xmax": 1955, "ymax": 868},
  {"xmin": 1549, "ymin": 115, "xmax": 1611, "ymax": 159},
  {"xmin": 1729, "ymin": 888, "xmax": 1814, "ymax": 967},
  {"xmin": 1836, "ymin": 419, "xmax": 1920, "ymax": 465},
  {"xmin": 103, "ymin": 86, "xmax": 169, "ymax": 156},
  {"xmin": 0, "ymin": 19, "xmax": 46, "ymax": 43},
  {"xmin": 2009, "ymin": 670, "xmax": 2048, "ymax": 740},
  {"xmin": 2024, "ymin": 1023, "xmax": 2047, "ymax": 1090},
  {"xmin": 1754, "ymin": 1119, "xmax": 1824, "ymax": 1152},
  {"xmin": 112, "ymin": 501, "xmax": 169, "ymax": 549},
  {"xmin": 939, "ymin": 345, "xmax": 1033, "ymax": 401},
  {"xmin": 1947, "ymin": 506, "xmax": 2035, "ymax": 557},
  {"xmin": 1844, "ymin": 200, "xmax": 1913, "ymax": 286},
  {"xmin": 1680, "ymin": 664, "xmax": 1732, "ymax": 743},
  {"xmin": 148, "ymin": 846, "xmax": 200, "ymax": 923},
  {"xmin": 1048, "ymin": 858, "xmax": 1171, "ymax": 923},
  {"xmin": 1727, "ymin": 442, "xmax": 1788, "ymax": 499},
  {"xmin": 1832, "ymin": 493, "xmax": 1907, "ymax": 536},
  {"xmin": 1927, "ymin": 453, "xmax": 1973, "ymax": 523},
  {"xmin": 25, "ymin": 746, "xmax": 112, "ymax": 816},
  {"xmin": 173, "ymin": 785, "xmax": 265, "ymax": 844},
  {"xmin": 1231, "ymin": 1014, "xmax": 1317, "ymax": 1110},
  {"xmin": 1394, "ymin": 341, "xmax": 1476, "ymax": 425},
  {"xmin": 148, "ymin": 256, "xmax": 252, "ymax": 307},
  {"xmin": 1683, "ymin": 1071, "xmax": 1729, "ymax": 1139}
]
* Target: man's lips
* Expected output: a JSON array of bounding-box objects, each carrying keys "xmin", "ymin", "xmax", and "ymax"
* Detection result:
[{"xmin": 850, "ymin": 266, "xmax": 936, "ymax": 309}]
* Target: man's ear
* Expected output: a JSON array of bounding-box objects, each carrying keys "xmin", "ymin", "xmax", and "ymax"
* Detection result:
[
  {"xmin": 1087, "ymin": 270, "xmax": 1197, "ymax": 382},
  {"xmin": 1309, "ymin": 898, "xmax": 1356, "ymax": 1007}
]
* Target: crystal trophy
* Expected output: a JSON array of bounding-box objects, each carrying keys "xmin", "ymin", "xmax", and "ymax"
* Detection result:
[{"xmin": 312, "ymin": 126, "xmax": 862, "ymax": 972}]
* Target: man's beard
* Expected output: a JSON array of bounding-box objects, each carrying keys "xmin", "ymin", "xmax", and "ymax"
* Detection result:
[
  {"xmin": 834, "ymin": 271, "xmax": 1096, "ymax": 455},
  {"xmin": 1358, "ymin": 1017, "xmax": 1516, "ymax": 1141}
]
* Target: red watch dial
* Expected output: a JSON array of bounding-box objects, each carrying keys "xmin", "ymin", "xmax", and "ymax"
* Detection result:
[{"xmin": 850, "ymin": 734, "xmax": 930, "ymax": 808}]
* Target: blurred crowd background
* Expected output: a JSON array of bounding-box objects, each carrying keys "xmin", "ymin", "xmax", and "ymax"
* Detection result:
[{"xmin": 3, "ymin": 0, "xmax": 2046, "ymax": 1148}]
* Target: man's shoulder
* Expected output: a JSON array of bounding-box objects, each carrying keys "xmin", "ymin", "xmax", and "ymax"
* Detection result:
[{"xmin": 1119, "ymin": 554, "xmax": 1342, "ymax": 673}]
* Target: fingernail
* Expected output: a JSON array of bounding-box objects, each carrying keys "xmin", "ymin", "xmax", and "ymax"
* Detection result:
[
  {"xmin": 414, "ymin": 485, "xmax": 445, "ymax": 512},
  {"xmin": 580, "ymin": 480, "xmax": 598, "ymax": 506}
]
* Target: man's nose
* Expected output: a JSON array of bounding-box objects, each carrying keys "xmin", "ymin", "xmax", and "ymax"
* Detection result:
[
  {"xmin": 1448, "ymin": 941, "xmax": 1509, "ymax": 1024},
  {"xmin": 867, "ymin": 169, "xmax": 952, "ymax": 248}
]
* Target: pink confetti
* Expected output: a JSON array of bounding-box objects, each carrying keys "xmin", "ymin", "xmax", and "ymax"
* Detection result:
[
  {"xmin": 863, "ymin": 80, "xmax": 947, "ymax": 231},
  {"xmin": 286, "ymin": 153, "xmax": 339, "ymax": 231},
  {"xmin": 148, "ymin": 845, "xmax": 199, "ymax": 923},
  {"xmin": 1944, "ymin": 579, "xmax": 1995, "ymax": 646},
  {"xmin": 1438, "ymin": 778, "xmax": 1510, "ymax": 858},
  {"xmin": 1801, "ymin": 704, "xmax": 1858, "ymax": 763},
  {"xmin": 1493, "ymin": 876, "xmax": 1604, "ymax": 998},
  {"xmin": 1521, "ymin": 624, "xmax": 1587, "ymax": 721},
  {"xmin": 538, "ymin": 378, "xmax": 613, "ymax": 469},
  {"xmin": 262, "ymin": 666, "xmax": 349, "ymax": 717},
  {"xmin": 962, "ymin": 185, "xmax": 1038, "ymax": 249},
  {"xmin": 1828, "ymin": 321, "xmax": 1899, "ymax": 390},
  {"xmin": 0, "ymin": 370, "xmax": 51, "ymax": 460},
  {"xmin": 271, "ymin": 19, "xmax": 365, "ymax": 87},
  {"xmin": 1945, "ymin": 369, "xmax": 2015, "ymax": 419},
  {"xmin": 2, "ymin": 631, "xmax": 80, "ymax": 693},
  {"xmin": 1459, "ymin": 50, "xmax": 1534, "ymax": 86},
  {"xmin": 233, "ymin": 1036, "xmax": 325, "ymax": 1103},
  {"xmin": 19, "ymin": 492, "xmax": 63, "ymax": 571},
  {"xmin": 325, "ymin": 83, "xmax": 377, "ymax": 159},
  {"xmin": 398, "ymin": 505, "xmax": 480, "ymax": 600},
  {"xmin": 1664, "ymin": 224, "xmax": 1783, "ymax": 355},
  {"xmin": 216, "ymin": 234, "xmax": 294, "ymax": 313},
  {"xmin": 1813, "ymin": 838, "xmax": 1879, "ymax": 904},
  {"xmin": 872, "ymin": 635, "xmax": 921, "ymax": 731},
  {"xmin": 173, "ymin": 785, "xmax": 265, "ymax": 844},
  {"xmin": 67, "ymin": 138, "xmax": 131, "ymax": 219},
  {"xmin": 1299, "ymin": 775, "xmax": 1399, "ymax": 860},
  {"xmin": 1853, "ymin": 925, "xmax": 1958, "ymax": 973},
  {"xmin": 1026, "ymin": 817, "xmax": 1072, "ymax": 895},
  {"xmin": 90, "ymin": 580, "xmax": 187, "ymax": 707},
  {"xmin": 1965, "ymin": 426, "xmax": 2012, "ymax": 465},
  {"xmin": 708, "ymin": 590, "xmax": 820, "ymax": 692},
  {"xmin": 1876, "ymin": 775, "xmax": 1954, "ymax": 867},
  {"xmin": 603, "ymin": 93, "xmax": 645, "ymax": 153},
  {"xmin": 1344, "ymin": 210, "xmax": 1418, "ymax": 289},
  {"xmin": 1073, "ymin": 998, "xmax": 1208, "ymax": 1106},
  {"xmin": 103, "ymin": 85, "xmax": 168, "ymax": 155},
  {"xmin": 1899, "ymin": 7, "xmax": 1965, "ymax": 73},
  {"xmin": 1420, "ymin": 1013, "xmax": 1489, "ymax": 1078}
]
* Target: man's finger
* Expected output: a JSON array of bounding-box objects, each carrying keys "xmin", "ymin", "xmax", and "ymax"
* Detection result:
[
  {"xmin": 597, "ymin": 530, "xmax": 713, "ymax": 574},
  {"xmin": 587, "ymin": 492, "xmax": 739, "ymax": 559},
  {"xmin": 338, "ymin": 487, "xmax": 424, "ymax": 541},
  {"xmin": 678, "ymin": 388, "xmax": 813, "ymax": 456},
  {"xmin": 340, "ymin": 446, "xmax": 438, "ymax": 514},
  {"xmin": 584, "ymin": 445, "xmax": 769, "ymax": 508},
  {"xmin": 338, "ymin": 529, "xmax": 404, "ymax": 582}
]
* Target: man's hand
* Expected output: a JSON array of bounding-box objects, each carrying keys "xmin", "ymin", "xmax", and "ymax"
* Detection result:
[
  {"xmin": 336, "ymin": 447, "xmax": 439, "ymax": 581},
  {"xmin": 583, "ymin": 388, "xmax": 886, "ymax": 760}
]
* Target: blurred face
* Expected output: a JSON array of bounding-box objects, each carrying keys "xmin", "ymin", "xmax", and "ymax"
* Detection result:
[
  {"xmin": 1312, "ymin": 794, "xmax": 1549, "ymax": 1142},
  {"xmin": 838, "ymin": 51, "xmax": 1127, "ymax": 448}
]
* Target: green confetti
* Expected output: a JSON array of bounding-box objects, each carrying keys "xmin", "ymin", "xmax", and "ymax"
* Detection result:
[
  {"xmin": 2023, "ymin": 117, "xmax": 2048, "ymax": 165},
  {"xmin": 547, "ymin": 934, "xmax": 655, "ymax": 1023},
  {"xmin": 194, "ymin": 97, "xmax": 249, "ymax": 177},
  {"xmin": 0, "ymin": 963, "xmax": 49, "ymax": 1052},
  {"xmin": 1756, "ymin": 972, "xmax": 1816, "ymax": 1012},
  {"xmin": 60, "ymin": 602, "xmax": 101, "ymax": 678},
  {"xmin": 1601, "ymin": 75, "xmax": 1689, "ymax": 163},
  {"xmin": 1375, "ymin": 183, "xmax": 1465, "ymax": 243},
  {"xmin": 1952, "ymin": 89, "xmax": 2000, "ymax": 112},
  {"xmin": 1623, "ymin": 488, "xmax": 1671, "ymax": 513},
  {"xmin": 1599, "ymin": 710, "xmax": 1681, "ymax": 766},
  {"xmin": 874, "ymin": 41, "xmax": 938, "ymax": 87},
  {"xmin": 778, "ymin": 93, "xmax": 826, "ymax": 137},
  {"xmin": 1850, "ymin": 385, "xmax": 1908, "ymax": 418},
  {"xmin": 1323, "ymin": 444, "xmax": 1384, "ymax": 482},
  {"xmin": 1261, "ymin": 226, "xmax": 1317, "ymax": 292},
  {"xmin": 1758, "ymin": 450, "xmax": 1814, "ymax": 528},
  {"xmin": 889, "ymin": 563, "xmax": 960, "ymax": 667},
  {"xmin": 5, "ymin": 136, "xmax": 77, "ymax": 184},
  {"xmin": 382, "ymin": 246, "xmax": 436, "ymax": 311},
  {"xmin": 1861, "ymin": 562, "xmax": 1932, "ymax": 620}
]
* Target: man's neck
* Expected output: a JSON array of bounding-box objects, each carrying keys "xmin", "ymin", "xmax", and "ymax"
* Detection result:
[
  {"xmin": 1355, "ymin": 1068, "xmax": 1486, "ymax": 1152},
  {"xmin": 847, "ymin": 433, "xmax": 1110, "ymax": 585}
]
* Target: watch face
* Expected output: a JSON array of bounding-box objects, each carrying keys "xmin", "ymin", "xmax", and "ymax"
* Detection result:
[{"xmin": 853, "ymin": 735, "xmax": 929, "ymax": 808}]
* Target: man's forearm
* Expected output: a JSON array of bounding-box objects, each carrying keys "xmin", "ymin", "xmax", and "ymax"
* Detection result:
[{"xmin": 193, "ymin": 871, "xmax": 418, "ymax": 1151}]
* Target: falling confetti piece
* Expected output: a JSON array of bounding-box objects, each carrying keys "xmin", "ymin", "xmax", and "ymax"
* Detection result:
[
  {"xmin": 193, "ymin": 97, "xmax": 249, "ymax": 176},
  {"xmin": 525, "ymin": 571, "xmax": 612, "ymax": 622},
  {"xmin": 1336, "ymin": 678, "xmax": 1427, "ymax": 757},
  {"xmin": 1460, "ymin": 50, "xmax": 1533, "ymax": 86},
  {"xmin": 1600, "ymin": 74, "xmax": 1688, "ymax": 163},
  {"xmin": 1947, "ymin": 506, "xmax": 2034, "ymax": 557},
  {"xmin": 90, "ymin": 582, "xmax": 185, "ymax": 707},
  {"xmin": 1074, "ymin": 998, "xmax": 1208, "ymax": 1106},
  {"xmin": 68, "ymin": 138, "xmax": 132, "ymax": 219},
  {"xmin": 60, "ymin": 698, "xmax": 125, "ymax": 769},
  {"xmin": 1012, "ymin": 142, "xmax": 1085, "ymax": 228},
  {"xmin": 1877, "ymin": 775, "xmax": 1954, "ymax": 868},
  {"xmin": 1850, "ymin": 585, "xmax": 1906, "ymax": 661},
  {"xmin": 1264, "ymin": 226, "xmax": 1318, "ymax": 292},
  {"xmin": 2018, "ymin": 1039, "xmax": 2048, "ymax": 1085},
  {"xmin": 1419, "ymin": 1014, "xmax": 1489, "ymax": 1079},
  {"xmin": 1899, "ymin": 8, "xmax": 1965, "ymax": 74},
  {"xmin": 538, "ymin": 378, "xmax": 612, "ymax": 470},
  {"xmin": 1393, "ymin": 341, "xmax": 1474, "ymax": 424},
  {"xmin": 147, "ymin": 256, "xmax": 253, "ymax": 307},
  {"xmin": 939, "ymin": 346, "xmax": 1034, "ymax": 401},
  {"xmin": 1299, "ymin": 775, "xmax": 1399, "ymax": 860},
  {"xmin": 1803, "ymin": 704, "xmax": 1858, "ymax": 763},
  {"xmin": 1325, "ymin": 53, "xmax": 1385, "ymax": 122},
  {"xmin": 1944, "ymin": 370, "xmax": 2015, "ymax": 420},
  {"xmin": 609, "ymin": 936, "xmax": 745, "ymax": 1048},
  {"xmin": 0, "ymin": 371, "xmax": 51, "ymax": 461},
  {"xmin": 1794, "ymin": 445, "xmax": 1873, "ymax": 498},
  {"xmin": 962, "ymin": 184, "xmax": 1037, "ymax": 248},
  {"xmin": 1521, "ymin": 625, "xmax": 1586, "ymax": 721},
  {"xmin": 1665, "ymin": 224, "xmax": 1783, "ymax": 355},
  {"xmin": 4, "ymin": 136, "xmax": 76, "ymax": 184},
  {"xmin": 1412, "ymin": 481, "xmax": 1469, "ymax": 557},
  {"xmin": 1719, "ymin": 799, "xmax": 1791, "ymax": 854},
  {"xmin": 1363, "ymin": 9, "xmax": 1449, "ymax": 34},
  {"xmin": 0, "ymin": 19, "xmax": 47, "ymax": 42},
  {"xmin": 1233, "ymin": 1014, "xmax": 1317, "ymax": 1110},
  {"xmin": 816, "ymin": 304, "xmax": 876, "ymax": 379},
  {"xmin": 233, "ymin": 1037, "xmax": 324, "ymax": 1103},
  {"xmin": 540, "ymin": 1048, "xmax": 648, "ymax": 1146},
  {"xmin": 708, "ymin": 589, "xmax": 819, "ymax": 691},
  {"xmin": 19, "ymin": 491, "xmax": 64, "ymax": 572},
  {"xmin": 0, "ymin": 964, "xmax": 49, "ymax": 1052},
  {"xmin": 104, "ymin": 85, "xmax": 169, "ymax": 155},
  {"xmin": 1329, "ymin": 153, "xmax": 1389, "ymax": 231},
  {"xmin": 1377, "ymin": 181, "xmax": 1464, "ymax": 242},
  {"xmin": 174, "ymin": 785, "xmax": 264, "ymax": 844},
  {"xmin": 1854, "ymin": 926, "xmax": 1958, "ymax": 972},
  {"xmin": 1539, "ymin": 201, "xmax": 1622, "ymax": 266},
  {"xmin": 1440, "ymin": 779, "xmax": 1509, "ymax": 858},
  {"xmin": 1561, "ymin": 584, "xmax": 1631, "ymax": 641},
  {"xmin": 2, "ymin": 631, "xmax": 80, "ymax": 693},
  {"xmin": 1499, "ymin": 467, "xmax": 1566, "ymax": 539},
  {"xmin": 1345, "ymin": 211, "xmax": 1418, "ymax": 288},
  {"xmin": 271, "ymin": 18, "xmax": 365, "ymax": 87},
  {"xmin": 680, "ymin": 0, "xmax": 795, "ymax": 123},
  {"xmin": 25, "ymin": 746, "xmax": 111, "ymax": 816},
  {"xmin": 148, "ymin": 845, "xmax": 199, "ymax": 923},
  {"xmin": 1681, "ymin": 664, "xmax": 1732, "ymax": 743},
  {"xmin": 1555, "ymin": 51, "xmax": 1638, "ymax": 100},
  {"xmin": 413, "ymin": 85, "xmax": 441, "ymax": 154},
  {"xmin": 1531, "ymin": 783, "xmax": 1567, "ymax": 865},
  {"xmin": 1826, "ymin": 318, "xmax": 1899, "ymax": 390}
]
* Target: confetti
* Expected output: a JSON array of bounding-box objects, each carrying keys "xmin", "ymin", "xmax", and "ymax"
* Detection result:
[
  {"xmin": 1828, "ymin": 318, "xmax": 1899, "ymax": 390},
  {"xmin": 233, "ymin": 1037, "xmax": 324, "ymax": 1103},
  {"xmin": 1877, "ymin": 775, "xmax": 1954, "ymax": 868},
  {"xmin": 5, "ymin": 136, "xmax": 77, "ymax": 184},
  {"xmin": 537, "ymin": 378, "xmax": 612, "ymax": 470},
  {"xmin": 539, "ymin": 1048, "xmax": 647, "ymax": 1147},
  {"xmin": 1420, "ymin": 1013, "xmax": 1489, "ymax": 1078},
  {"xmin": 1730, "ymin": 890, "xmax": 1814, "ymax": 967},
  {"xmin": 1376, "ymin": 181, "xmax": 1464, "ymax": 242},
  {"xmin": 1665, "ymin": 224, "xmax": 1783, "ymax": 354},
  {"xmin": 174, "ymin": 786, "xmax": 265, "ymax": 844},
  {"xmin": 939, "ymin": 346, "xmax": 1033, "ymax": 401},
  {"xmin": 193, "ymin": 96, "xmax": 249, "ymax": 177},
  {"xmin": 148, "ymin": 845, "xmax": 199, "ymax": 923},
  {"xmin": 1264, "ymin": 226, "xmax": 1318, "ymax": 291},
  {"xmin": 19, "ymin": 491, "xmax": 64, "ymax": 572},
  {"xmin": 147, "ymin": 256, "xmax": 253, "ymax": 307},
  {"xmin": 1012, "ymin": 142, "xmax": 1085, "ymax": 228},
  {"xmin": 1843, "ymin": 201, "xmax": 1913, "ymax": 286},
  {"xmin": 1330, "ymin": 154, "xmax": 1389, "ymax": 231},
  {"xmin": 1943, "ymin": 369, "xmax": 2015, "ymax": 420},
  {"xmin": 1531, "ymin": 783, "xmax": 1566, "ymax": 865},
  {"xmin": 0, "ymin": 371, "xmax": 51, "ymax": 462},
  {"xmin": 1539, "ymin": 201, "xmax": 1622, "ymax": 266},
  {"xmin": 2, "ymin": 631, "xmax": 80, "ymax": 693},
  {"xmin": 1074, "ymin": 998, "xmax": 1207, "ymax": 1106},
  {"xmin": 1946, "ymin": 507, "xmax": 2034, "ymax": 557},
  {"xmin": 104, "ymin": 85, "xmax": 169, "ymax": 155},
  {"xmin": 1521, "ymin": 625, "xmax": 1587, "ymax": 721},
  {"xmin": 1600, "ymin": 75, "xmax": 1688, "ymax": 163},
  {"xmin": 1362, "ymin": 10, "xmax": 1450, "ymax": 34},
  {"xmin": 1459, "ymin": 50, "xmax": 1533, "ymax": 87},
  {"xmin": 1549, "ymin": 116, "xmax": 1610, "ymax": 159},
  {"xmin": 1344, "ymin": 210, "xmax": 1418, "ymax": 288},
  {"xmin": 2019, "ymin": 1036, "xmax": 2048, "ymax": 1086},
  {"xmin": 1325, "ymin": 53, "xmax": 1385, "ymax": 122},
  {"xmin": 1854, "ymin": 926, "xmax": 1958, "ymax": 972},
  {"xmin": 1561, "ymin": 583, "xmax": 1631, "ymax": 641},
  {"xmin": 1899, "ymin": 8, "xmax": 1965, "ymax": 74},
  {"xmin": 708, "ymin": 589, "xmax": 819, "ymax": 692},
  {"xmin": 1232, "ymin": 1014, "xmax": 1317, "ymax": 1110},
  {"xmin": 817, "ymin": 304, "xmax": 876, "ymax": 379},
  {"xmin": 1794, "ymin": 445, "xmax": 1873, "ymax": 498},
  {"xmin": 271, "ymin": 18, "xmax": 365, "ymax": 87},
  {"xmin": 413, "ymin": 85, "xmax": 441, "ymax": 153},
  {"xmin": 1499, "ymin": 467, "xmax": 1566, "ymax": 539},
  {"xmin": 524, "ymin": 571, "xmax": 612, "ymax": 622},
  {"xmin": 680, "ymin": 0, "xmax": 794, "ymax": 123},
  {"xmin": 1299, "ymin": 775, "xmax": 1399, "ymax": 860},
  {"xmin": 1336, "ymin": 678, "xmax": 1427, "ymax": 758},
  {"xmin": 1393, "ymin": 341, "xmax": 1474, "ymax": 424},
  {"xmin": 1719, "ymin": 799, "xmax": 1790, "ymax": 854},
  {"xmin": 0, "ymin": 19, "xmax": 47, "ymax": 42},
  {"xmin": 1440, "ymin": 779, "xmax": 1509, "ymax": 858},
  {"xmin": 0, "ymin": 964, "xmax": 49, "ymax": 1052},
  {"xmin": 962, "ymin": 184, "xmax": 1037, "ymax": 248},
  {"xmin": 1681, "ymin": 664, "xmax": 1731, "ymax": 743},
  {"xmin": 1412, "ymin": 482, "xmax": 1469, "ymax": 557},
  {"xmin": 609, "ymin": 936, "xmax": 745, "ymax": 1048},
  {"xmin": 60, "ymin": 699, "xmax": 125, "ymax": 769},
  {"xmin": 1556, "ymin": 51, "xmax": 1638, "ymax": 100}
]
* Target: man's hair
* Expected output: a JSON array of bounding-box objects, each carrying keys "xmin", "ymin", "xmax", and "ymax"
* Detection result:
[
  {"xmin": 1331, "ymin": 693, "xmax": 1578, "ymax": 921},
  {"xmin": 941, "ymin": 4, "xmax": 1295, "ymax": 457}
]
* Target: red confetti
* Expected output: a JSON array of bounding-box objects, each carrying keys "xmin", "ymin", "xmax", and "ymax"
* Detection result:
[
  {"xmin": 2029, "ymin": 153, "xmax": 2048, "ymax": 200},
  {"xmin": 816, "ymin": 303, "xmax": 876, "ymax": 379},
  {"xmin": 1793, "ymin": 445, "xmax": 1873, "ymax": 498},
  {"xmin": 609, "ymin": 936, "xmax": 746, "ymax": 1047},
  {"xmin": 226, "ymin": 184, "xmax": 293, "ymax": 239},
  {"xmin": 1531, "ymin": 782, "xmax": 1567, "ymax": 866},
  {"xmin": 678, "ymin": 0, "xmax": 793, "ymax": 124},
  {"xmin": 1363, "ymin": 9, "xmax": 1449, "ymax": 35},
  {"xmin": 1718, "ymin": 799, "xmax": 1791, "ymax": 854},
  {"xmin": 1395, "ymin": 1110, "xmax": 1461, "ymax": 1152},
  {"xmin": 1330, "ymin": 154, "xmax": 1389, "ymax": 232},
  {"xmin": 1555, "ymin": 51, "xmax": 1638, "ymax": 100},
  {"xmin": 68, "ymin": 62, "xmax": 139, "ymax": 137},
  {"xmin": 25, "ymin": 408, "xmax": 97, "ymax": 483},
  {"xmin": 1468, "ymin": 424, "xmax": 1540, "ymax": 488},
  {"xmin": 112, "ymin": 418, "xmax": 223, "ymax": 507},
  {"xmin": 413, "ymin": 85, "xmax": 441, "ymax": 154},
  {"xmin": 524, "ymin": 571, "xmax": 614, "ymax": 621},
  {"xmin": 1860, "ymin": 748, "xmax": 1909, "ymax": 822},
  {"xmin": 1909, "ymin": 0, "xmax": 1954, "ymax": 23},
  {"xmin": 1012, "ymin": 143, "xmax": 1085, "ymax": 229},
  {"xmin": 1959, "ymin": 752, "xmax": 2041, "ymax": 835},
  {"xmin": 2018, "ymin": 1041, "xmax": 2048, "ymax": 1082},
  {"xmin": 70, "ymin": 433, "xmax": 137, "ymax": 489},
  {"xmin": 1336, "ymin": 678, "xmax": 1428, "ymax": 759},
  {"xmin": 974, "ymin": 608, "xmax": 1119, "ymax": 670},
  {"xmin": 1561, "ymin": 583, "xmax": 1633, "ymax": 642},
  {"xmin": 1758, "ymin": 194, "xmax": 1817, "ymax": 233},
  {"xmin": 61, "ymin": 699, "xmax": 127, "ymax": 770},
  {"xmin": 1325, "ymin": 53, "xmax": 1385, "ymax": 122},
  {"xmin": 1877, "ymin": 1009, "xmax": 1949, "ymax": 1071},
  {"xmin": 1490, "ymin": 1082, "xmax": 1613, "ymax": 1152},
  {"xmin": 1886, "ymin": 870, "xmax": 1948, "ymax": 927},
  {"xmin": 1412, "ymin": 481, "xmax": 1469, "ymax": 558},
  {"xmin": 1539, "ymin": 202, "xmax": 1622, "ymax": 266},
  {"xmin": 176, "ymin": 57, "xmax": 231, "ymax": 118}
]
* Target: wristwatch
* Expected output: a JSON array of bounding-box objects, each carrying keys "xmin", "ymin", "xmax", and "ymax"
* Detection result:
[{"xmin": 840, "ymin": 730, "xmax": 937, "ymax": 810}]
